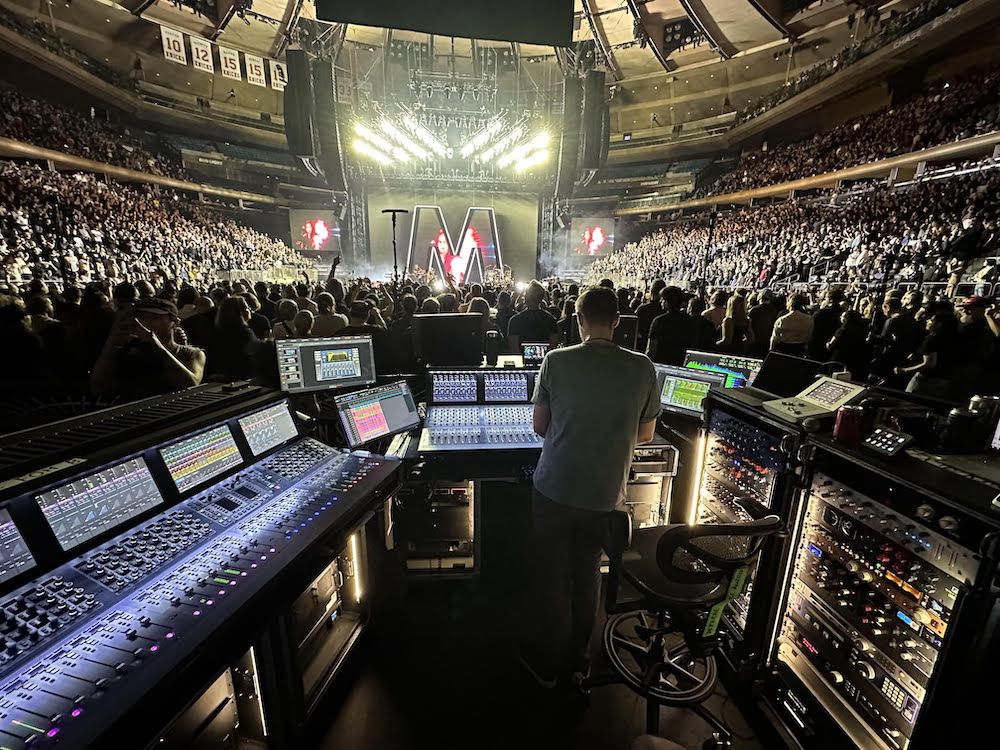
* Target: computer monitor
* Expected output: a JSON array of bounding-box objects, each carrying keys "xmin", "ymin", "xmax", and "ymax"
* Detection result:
[
  {"xmin": 654, "ymin": 364, "xmax": 727, "ymax": 416},
  {"xmin": 568, "ymin": 313, "xmax": 640, "ymax": 350},
  {"xmin": 335, "ymin": 381, "xmax": 422, "ymax": 448},
  {"xmin": 751, "ymin": 352, "xmax": 823, "ymax": 397},
  {"xmin": 277, "ymin": 335, "xmax": 377, "ymax": 393},
  {"xmin": 521, "ymin": 342, "xmax": 550, "ymax": 366},
  {"xmin": 35, "ymin": 457, "xmax": 164, "ymax": 552},
  {"xmin": 682, "ymin": 350, "xmax": 764, "ymax": 388},
  {"xmin": 413, "ymin": 314, "xmax": 484, "ymax": 366}
]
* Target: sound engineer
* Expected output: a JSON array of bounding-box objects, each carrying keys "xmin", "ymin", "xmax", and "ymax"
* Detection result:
[{"xmin": 520, "ymin": 286, "xmax": 661, "ymax": 688}]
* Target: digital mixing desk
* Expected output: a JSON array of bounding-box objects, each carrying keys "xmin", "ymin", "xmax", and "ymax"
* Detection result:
[
  {"xmin": 0, "ymin": 398, "xmax": 401, "ymax": 749},
  {"xmin": 418, "ymin": 369, "xmax": 543, "ymax": 452}
]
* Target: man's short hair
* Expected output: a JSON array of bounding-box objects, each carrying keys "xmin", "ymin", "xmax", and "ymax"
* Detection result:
[
  {"xmin": 576, "ymin": 287, "xmax": 619, "ymax": 326},
  {"xmin": 599, "ymin": 278, "xmax": 615, "ymax": 289},
  {"xmin": 660, "ymin": 285, "xmax": 685, "ymax": 312}
]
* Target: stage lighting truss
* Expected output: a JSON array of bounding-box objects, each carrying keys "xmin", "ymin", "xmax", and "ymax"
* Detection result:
[
  {"xmin": 354, "ymin": 115, "xmax": 446, "ymax": 166},
  {"xmin": 459, "ymin": 115, "xmax": 507, "ymax": 159},
  {"xmin": 478, "ymin": 123, "xmax": 526, "ymax": 162},
  {"xmin": 401, "ymin": 113, "xmax": 448, "ymax": 158}
]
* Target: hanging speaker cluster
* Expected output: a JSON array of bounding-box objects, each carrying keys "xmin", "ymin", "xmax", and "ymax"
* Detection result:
[{"xmin": 282, "ymin": 50, "xmax": 346, "ymax": 192}]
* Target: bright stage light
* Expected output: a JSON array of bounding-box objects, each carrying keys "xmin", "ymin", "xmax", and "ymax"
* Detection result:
[
  {"xmin": 432, "ymin": 280, "xmax": 445, "ymax": 292},
  {"xmin": 354, "ymin": 122, "xmax": 396, "ymax": 155},
  {"xmin": 515, "ymin": 281, "xmax": 526, "ymax": 292},
  {"xmin": 479, "ymin": 124, "xmax": 525, "ymax": 161},
  {"xmin": 460, "ymin": 116, "xmax": 506, "ymax": 158},
  {"xmin": 353, "ymin": 139, "xmax": 393, "ymax": 164},
  {"xmin": 514, "ymin": 148, "xmax": 549, "ymax": 172},
  {"xmin": 378, "ymin": 119, "xmax": 429, "ymax": 160},
  {"xmin": 497, "ymin": 131, "xmax": 549, "ymax": 168},
  {"xmin": 402, "ymin": 115, "xmax": 447, "ymax": 157}
]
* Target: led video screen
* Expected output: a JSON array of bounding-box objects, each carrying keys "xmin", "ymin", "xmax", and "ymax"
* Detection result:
[
  {"xmin": 289, "ymin": 209, "xmax": 341, "ymax": 262},
  {"xmin": 405, "ymin": 206, "xmax": 503, "ymax": 285},
  {"xmin": 571, "ymin": 217, "xmax": 615, "ymax": 257}
]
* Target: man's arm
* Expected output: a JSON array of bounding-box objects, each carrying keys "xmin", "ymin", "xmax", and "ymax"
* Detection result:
[
  {"xmin": 533, "ymin": 403, "xmax": 551, "ymax": 438},
  {"xmin": 636, "ymin": 419, "xmax": 656, "ymax": 445},
  {"xmin": 636, "ymin": 363, "xmax": 661, "ymax": 445}
]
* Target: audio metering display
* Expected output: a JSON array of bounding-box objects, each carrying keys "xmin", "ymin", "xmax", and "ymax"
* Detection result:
[
  {"xmin": 0, "ymin": 509, "xmax": 35, "ymax": 584},
  {"xmin": 654, "ymin": 364, "xmax": 726, "ymax": 416},
  {"xmin": 277, "ymin": 335, "xmax": 377, "ymax": 393},
  {"xmin": 683, "ymin": 349, "xmax": 763, "ymax": 388},
  {"xmin": 160, "ymin": 425, "xmax": 243, "ymax": 494},
  {"xmin": 35, "ymin": 458, "xmax": 164, "ymax": 552},
  {"xmin": 335, "ymin": 381, "xmax": 421, "ymax": 448},
  {"xmin": 238, "ymin": 402, "xmax": 299, "ymax": 457}
]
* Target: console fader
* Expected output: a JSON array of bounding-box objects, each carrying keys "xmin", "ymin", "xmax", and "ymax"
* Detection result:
[{"xmin": 0, "ymin": 402, "xmax": 400, "ymax": 749}]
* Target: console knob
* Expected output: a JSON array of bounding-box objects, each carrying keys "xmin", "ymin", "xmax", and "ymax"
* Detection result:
[
  {"xmin": 938, "ymin": 516, "xmax": 959, "ymax": 532},
  {"xmin": 828, "ymin": 670, "xmax": 844, "ymax": 684},
  {"xmin": 911, "ymin": 609, "xmax": 932, "ymax": 625},
  {"xmin": 856, "ymin": 662, "xmax": 876, "ymax": 680},
  {"xmin": 915, "ymin": 504, "xmax": 935, "ymax": 521},
  {"xmin": 899, "ymin": 652, "xmax": 916, "ymax": 661}
]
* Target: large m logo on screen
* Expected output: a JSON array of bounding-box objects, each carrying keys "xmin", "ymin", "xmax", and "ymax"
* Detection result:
[{"xmin": 405, "ymin": 206, "xmax": 503, "ymax": 285}]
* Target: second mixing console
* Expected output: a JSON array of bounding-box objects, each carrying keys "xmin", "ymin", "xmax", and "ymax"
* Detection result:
[
  {"xmin": 419, "ymin": 369, "xmax": 542, "ymax": 452},
  {"xmin": 0, "ymin": 399, "xmax": 401, "ymax": 749}
]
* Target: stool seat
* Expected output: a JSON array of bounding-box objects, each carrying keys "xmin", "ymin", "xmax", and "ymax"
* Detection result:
[{"xmin": 621, "ymin": 527, "xmax": 726, "ymax": 608}]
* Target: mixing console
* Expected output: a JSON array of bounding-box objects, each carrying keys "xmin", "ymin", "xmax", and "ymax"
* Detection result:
[
  {"xmin": 0, "ymin": 401, "xmax": 400, "ymax": 749},
  {"xmin": 773, "ymin": 471, "xmax": 981, "ymax": 750},
  {"xmin": 418, "ymin": 405, "xmax": 542, "ymax": 451}
]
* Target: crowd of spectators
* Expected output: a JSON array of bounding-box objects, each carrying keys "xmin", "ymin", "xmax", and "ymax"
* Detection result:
[
  {"xmin": 1, "ymin": 84, "xmax": 184, "ymax": 178},
  {"xmin": 0, "ymin": 161, "xmax": 313, "ymax": 285},
  {"xmin": 701, "ymin": 61, "xmax": 1000, "ymax": 197},
  {"xmin": 737, "ymin": 0, "xmax": 965, "ymax": 125},
  {"xmin": 4, "ymin": 254, "xmax": 999, "ymax": 410},
  {"xmin": 589, "ymin": 166, "xmax": 1000, "ymax": 291}
]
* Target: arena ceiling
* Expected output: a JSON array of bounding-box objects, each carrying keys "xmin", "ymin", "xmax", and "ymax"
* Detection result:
[{"xmin": 1, "ymin": 0, "xmax": 927, "ymax": 144}]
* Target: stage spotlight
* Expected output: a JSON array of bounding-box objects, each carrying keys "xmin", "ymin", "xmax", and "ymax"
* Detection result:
[
  {"xmin": 497, "ymin": 131, "xmax": 549, "ymax": 168},
  {"xmin": 353, "ymin": 139, "xmax": 393, "ymax": 164},
  {"xmin": 514, "ymin": 149, "xmax": 549, "ymax": 172},
  {"xmin": 401, "ymin": 115, "xmax": 447, "ymax": 157},
  {"xmin": 515, "ymin": 281, "xmax": 526, "ymax": 292},
  {"xmin": 432, "ymin": 280, "xmax": 445, "ymax": 292},
  {"xmin": 378, "ymin": 119, "xmax": 429, "ymax": 160}
]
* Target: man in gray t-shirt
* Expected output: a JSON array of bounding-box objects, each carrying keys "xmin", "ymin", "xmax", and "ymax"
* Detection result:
[{"xmin": 519, "ymin": 286, "xmax": 660, "ymax": 688}]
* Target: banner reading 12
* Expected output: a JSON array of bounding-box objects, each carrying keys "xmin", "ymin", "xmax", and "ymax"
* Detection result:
[{"xmin": 405, "ymin": 207, "xmax": 503, "ymax": 285}]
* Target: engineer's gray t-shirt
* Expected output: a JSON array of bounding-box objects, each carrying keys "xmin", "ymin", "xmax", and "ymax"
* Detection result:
[{"xmin": 531, "ymin": 340, "xmax": 661, "ymax": 512}]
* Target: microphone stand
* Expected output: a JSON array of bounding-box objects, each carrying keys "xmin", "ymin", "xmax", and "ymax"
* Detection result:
[{"xmin": 381, "ymin": 209, "xmax": 409, "ymax": 303}]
